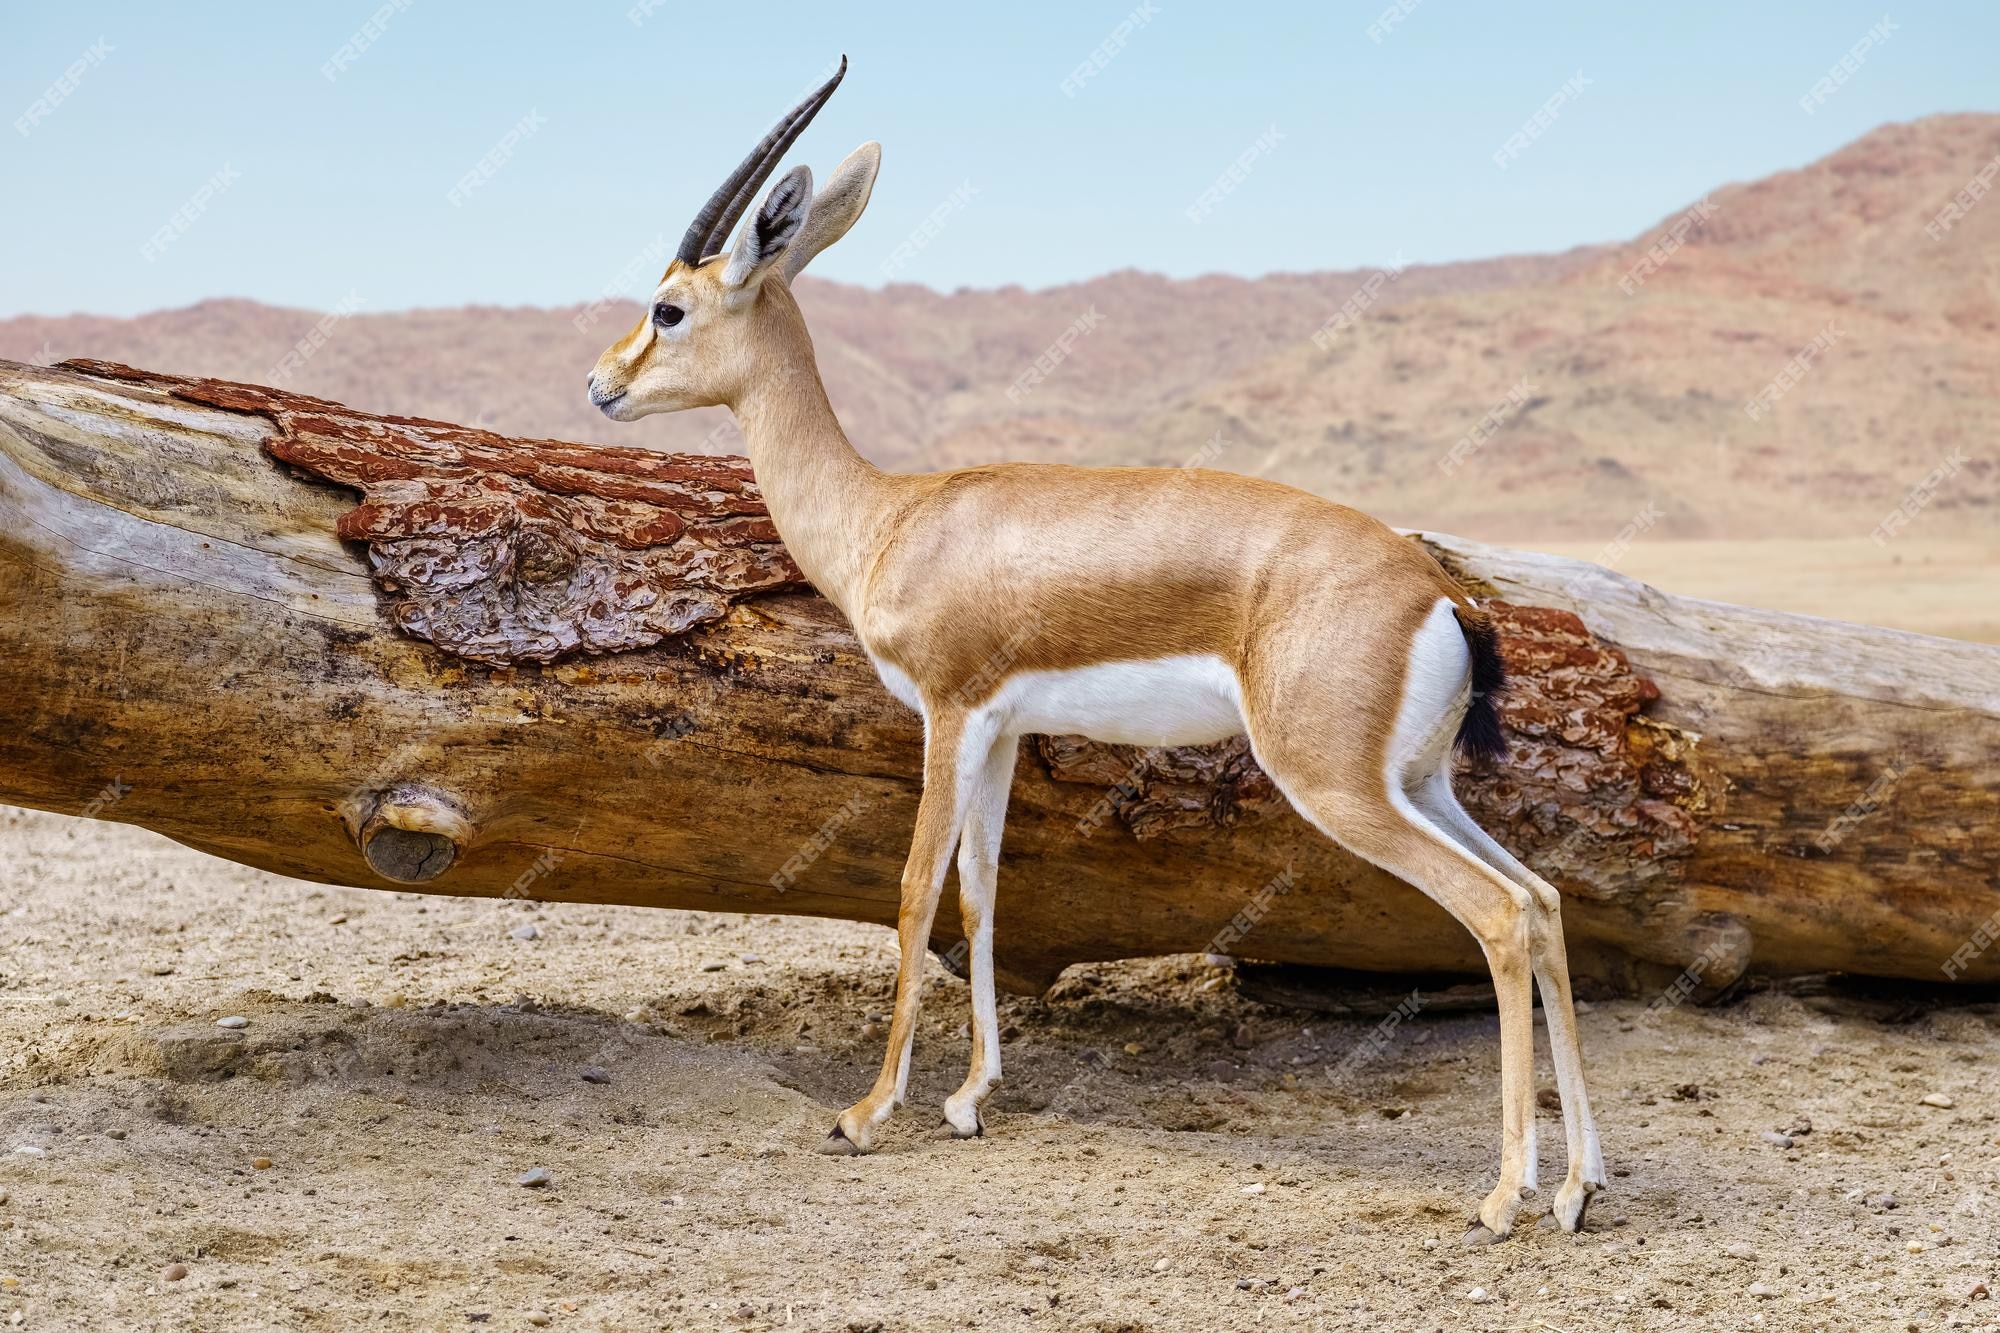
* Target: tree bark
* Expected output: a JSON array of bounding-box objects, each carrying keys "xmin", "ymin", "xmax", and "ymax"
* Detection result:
[{"xmin": 3, "ymin": 358, "xmax": 1995, "ymax": 997}]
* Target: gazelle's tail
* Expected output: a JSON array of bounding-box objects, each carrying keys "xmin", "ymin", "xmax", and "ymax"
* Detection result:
[{"xmin": 1451, "ymin": 605, "xmax": 1507, "ymax": 764}]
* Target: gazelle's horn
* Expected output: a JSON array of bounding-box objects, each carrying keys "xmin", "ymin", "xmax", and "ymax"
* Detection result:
[{"xmin": 676, "ymin": 56, "xmax": 847, "ymax": 266}]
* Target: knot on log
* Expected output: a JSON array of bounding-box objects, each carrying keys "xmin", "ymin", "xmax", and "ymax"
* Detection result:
[
  {"xmin": 347, "ymin": 783, "xmax": 472, "ymax": 884},
  {"xmin": 1460, "ymin": 602, "xmax": 1708, "ymax": 902},
  {"xmin": 63, "ymin": 360, "xmax": 807, "ymax": 665}
]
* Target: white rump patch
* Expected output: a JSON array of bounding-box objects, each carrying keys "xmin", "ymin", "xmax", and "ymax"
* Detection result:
[{"xmin": 1385, "ymin": 598, "xmax": 1472, "ymax": 786}]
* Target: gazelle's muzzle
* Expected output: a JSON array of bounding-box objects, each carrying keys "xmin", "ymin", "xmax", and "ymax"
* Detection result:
[{"xmin": 585, "ymin": 369, "xmax": 633, "ymax": 419}]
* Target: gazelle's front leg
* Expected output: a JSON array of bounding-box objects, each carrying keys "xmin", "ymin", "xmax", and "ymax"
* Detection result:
[
  {"xmin": 939, "ymin": 735, "xmax": 1019, "ymax": 1139},
  {"xmin": 819, "ymin": 708, "xmax": 983, "ymax": 1155}
]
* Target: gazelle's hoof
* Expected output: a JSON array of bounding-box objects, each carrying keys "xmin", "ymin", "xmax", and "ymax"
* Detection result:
[
  {"xmin": 928, "ymin": 1113, "xmax": 983, "ymax": 1141},
  {"xmin": 815, "ymin": 1124, "xmax": 861, "ymax": 1156},
  {"xmin": 1553, "ymin": 1179, "xmax": 1600, "ymax": 1233},
  {"xmin": 1461, "ymin": 1220, "xmax": 1509, "ymax": 1248}
]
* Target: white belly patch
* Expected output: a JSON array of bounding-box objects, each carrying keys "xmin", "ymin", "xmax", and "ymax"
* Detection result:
[{"xmin": 985, "ymin": 655, "xmax": 1246, "ymax": 747}]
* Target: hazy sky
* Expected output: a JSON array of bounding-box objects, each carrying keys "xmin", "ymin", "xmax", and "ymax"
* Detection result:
[{"xmin": 3, "ymin": 2, "xmax": 1994, "ymax": 318}]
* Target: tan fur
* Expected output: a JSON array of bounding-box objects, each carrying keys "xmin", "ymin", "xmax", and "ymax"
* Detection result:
[{"xmin": 588, "ymin": 158, "xmax": 1604, "ymax": 1240}]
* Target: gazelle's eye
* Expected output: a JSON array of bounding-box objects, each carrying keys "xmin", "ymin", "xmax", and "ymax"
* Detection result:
[{"xmin": 652, "ymin": 302, "xmax": 685, "ymax": 329}]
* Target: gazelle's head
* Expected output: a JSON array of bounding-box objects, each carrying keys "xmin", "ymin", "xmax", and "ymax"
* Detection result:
[{"xmin": 588, "ymin": 58, "xmax": 879, "ymax": 421}]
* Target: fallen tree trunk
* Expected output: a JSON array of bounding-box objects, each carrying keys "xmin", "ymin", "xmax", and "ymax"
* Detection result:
[{"xmin": 2, "ymin": 358, "xmax": 1995, "ymax": 996}]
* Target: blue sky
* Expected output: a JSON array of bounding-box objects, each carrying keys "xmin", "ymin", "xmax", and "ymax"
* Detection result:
[{"xmin": 2, "ymin": 2, "xmax": 1993, "ymax": 317}]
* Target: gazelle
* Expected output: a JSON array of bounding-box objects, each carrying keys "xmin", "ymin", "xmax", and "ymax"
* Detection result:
[{"xmin": 587, "ymin": 59, "xmax": 1605, "ymax": 1242}]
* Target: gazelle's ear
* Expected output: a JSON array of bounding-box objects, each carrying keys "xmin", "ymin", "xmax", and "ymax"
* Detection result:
[
  {"xmin": 780, "ymin": 142, "xmax": 881, "ymax": 283},
  {"xmin": 722, "ymin": 165, "xmax": 813, "ymax": 292}
]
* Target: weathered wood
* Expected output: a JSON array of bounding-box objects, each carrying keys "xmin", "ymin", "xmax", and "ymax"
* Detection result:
[{"xmin": 2, "ymin": 358, "xmax": 1995, "ymax": 996}]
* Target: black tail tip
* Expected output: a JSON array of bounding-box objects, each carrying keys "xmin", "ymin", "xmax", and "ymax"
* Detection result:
[{"xmin": 1452, "ymin": 606, "xmax": 1508, "ymax": 765}]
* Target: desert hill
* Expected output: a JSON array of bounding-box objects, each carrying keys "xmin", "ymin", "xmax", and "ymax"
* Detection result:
[{"xmin": 3, "ymin": 115, "xmax": 1994, "ymax": 551}]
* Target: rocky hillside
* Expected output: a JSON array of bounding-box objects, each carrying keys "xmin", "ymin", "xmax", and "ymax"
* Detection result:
[{"xmin": 4, "ymin": 115, "xmax": 1994, "ymax": 544}]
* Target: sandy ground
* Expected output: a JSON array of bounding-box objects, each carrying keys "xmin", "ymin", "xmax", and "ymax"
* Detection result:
[
  {"xmin": 2, "ymin": 804, "xmax": 1997, "ymax": 1333},
  {"xmin": 1530, "ymin": 539, "xmax": 2000, "ymax": 645}
]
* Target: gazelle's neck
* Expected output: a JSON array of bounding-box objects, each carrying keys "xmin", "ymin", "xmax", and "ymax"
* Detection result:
[{"xmin": 726, "ymin": 283, "xmax": 892, "ymax": 615}]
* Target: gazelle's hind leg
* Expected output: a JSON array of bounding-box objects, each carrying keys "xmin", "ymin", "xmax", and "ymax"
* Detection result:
[
  {"xmin": 938, "ymin": 735, "xmax": 1019, "ymax": 1139},
  {"xmin": 1242, "ymin": 596, "xmax": 1544, "ymax": 1242},
  {"xmin": 1412, "ymin": 770, "xmax": 1606, "ymax": 1230},
  {"xmin": 1266, "ymin": 767, "xmax": 1543, "ymax": 1239}
]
